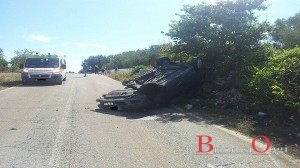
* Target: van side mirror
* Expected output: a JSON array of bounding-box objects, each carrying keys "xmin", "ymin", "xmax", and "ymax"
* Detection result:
[
  {"xmin": 19, "ymin": 64, "xmax": 24, "ymax": 69},
  {"xmin": 62, "ymin": 64, "xmax": 66, "ymax": 69}
]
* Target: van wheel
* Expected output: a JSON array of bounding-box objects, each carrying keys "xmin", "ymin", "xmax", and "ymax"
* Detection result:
[
  {"xmin": 22, "ymin": 80, "xmax": 28, "ymax": 85},
  {"xmin": 57, "ymin": 78, "xmax": 63, "ymax": 85}
]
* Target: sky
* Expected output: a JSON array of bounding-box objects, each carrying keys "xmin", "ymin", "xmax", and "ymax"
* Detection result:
[{"xmin": 1, "ymin": 0, "xmax": 299, "ymax": 72}]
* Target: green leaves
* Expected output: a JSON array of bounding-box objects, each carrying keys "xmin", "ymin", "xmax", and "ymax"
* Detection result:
[
  {"xmin": 271, "ymin": 12, "xmax": 300, "ymax": 49},
  {"xmin": 247, "ymin": 47, "xmax": 300, "ymax": 109},
  {"xmin": 10, "ymin": 49, "xmax": 36, "ymax": 72},
  {"xmin": 0, "ymin": 48, "xmax": 8, "ymax": 72},
  {"xmin": 167, "ymin": 0, "xmax": 270, "ymax": 66},
  {"xmin": 82, "ymin": 55, "xmax": 108, "ymax": 70},
  {"xmin": 104, "ymin": 45, "xmax": 162, "ymax": 69}
]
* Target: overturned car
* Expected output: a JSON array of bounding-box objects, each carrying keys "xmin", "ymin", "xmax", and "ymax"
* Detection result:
[{"xmin": 96, "ymin": 57, "xmax": 206, "ymax": 110}]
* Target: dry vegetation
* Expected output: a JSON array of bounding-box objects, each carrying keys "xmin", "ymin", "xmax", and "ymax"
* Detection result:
[
  {"xmin": 108, "ymin": 73, "xmax": 133, "ymax": 82},
  {"xmin": 0, "ymin": 73, "xmax": 21, "ymax": 91}
]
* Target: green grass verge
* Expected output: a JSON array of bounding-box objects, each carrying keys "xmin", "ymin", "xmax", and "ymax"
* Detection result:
[
  {"xmin": 108, "ymin": 71, "xmax": 147, "ymax": 82},
  {"xmin": 108, "ymin": 73, "xmax": 133, "ymax": 82},
  {"xmin": 108, "ymin": 66, "xmax": 152, "ymax": 82}
]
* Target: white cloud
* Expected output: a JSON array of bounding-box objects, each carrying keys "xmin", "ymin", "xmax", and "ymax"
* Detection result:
[
  {"xmin": 25, "ymin": 34, "xmax": 56, "ymax": 43},
  {"xmin": 75, "ymin": 42, "xmax": 107, "ymax": 49}
]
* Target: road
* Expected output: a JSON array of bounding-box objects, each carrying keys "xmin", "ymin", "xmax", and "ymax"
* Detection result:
[{"xmin": 0, "ymin": 73, "xmax": 299, "ymax": 168}]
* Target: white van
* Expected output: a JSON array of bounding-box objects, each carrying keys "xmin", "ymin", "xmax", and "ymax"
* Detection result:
[{"xmin": 20, "ymin": 53, "xmax": 67, "ymax": 85}]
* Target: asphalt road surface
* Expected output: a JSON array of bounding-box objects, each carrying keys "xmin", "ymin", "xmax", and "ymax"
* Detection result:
[{"xmin": 0, "ymin": 73, "xmax": 299, "ymax": 168}]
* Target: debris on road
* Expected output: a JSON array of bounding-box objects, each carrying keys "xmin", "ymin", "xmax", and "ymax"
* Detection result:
[{"xmin": 185, "ymin": 104, "xmax": 193, "ymax": 110}]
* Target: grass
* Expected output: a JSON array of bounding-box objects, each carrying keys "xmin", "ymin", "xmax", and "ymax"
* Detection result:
[
  {"xmin": 108, "ymin": 70, "xmax": 147, "ymax": 82},
  {"xmin": 0, "ymin": 73, "xmax": 21, "ymax": 91},
  {"xmin": 108, "ymin": 73, "xmax": 133, "ymax": 82},
  {"xmin": 108, "ymin": 66, "xmax": 152, "ymax": 82}
]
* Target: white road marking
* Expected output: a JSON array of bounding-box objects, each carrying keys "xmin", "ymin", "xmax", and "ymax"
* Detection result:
[
  {"xmin": 48, "ymin": 80, "xmax": 75, "ymax": 168},
  {"xmin": 0, "ymin": 85, "xmax": 21, "ymax": 93}
]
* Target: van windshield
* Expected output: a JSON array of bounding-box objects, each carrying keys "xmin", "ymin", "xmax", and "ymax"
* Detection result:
[{"xmin": 25, "ymin": 58, "xmax": 59, "ymax": 68}]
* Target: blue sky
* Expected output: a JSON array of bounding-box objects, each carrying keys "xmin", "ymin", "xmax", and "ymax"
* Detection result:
[{"xmin": 1, "ymin": 0, "xmax": 299, "ymax": 72}]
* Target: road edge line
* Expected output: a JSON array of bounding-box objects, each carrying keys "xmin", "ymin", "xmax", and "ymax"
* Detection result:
[{"xmin": 0, "ymin": 84, "xmax": 22, "ymax": 93}]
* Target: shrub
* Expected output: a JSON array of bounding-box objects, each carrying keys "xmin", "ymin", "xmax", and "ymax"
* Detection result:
[
  {"xmin": 247, "ymin": 47, "xmax": 300, "ymax": 110},
  {"xmin": 130, "ymin": 65, "xmax": 151, "ymax": 76},
  {"xmin": 109, "ymin": 73, "xmax": 131, "ymax": 82}
]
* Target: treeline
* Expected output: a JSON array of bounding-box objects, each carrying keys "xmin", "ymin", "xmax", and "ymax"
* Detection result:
[
  {"xmin": 0, "ymin": 49, "xmax": 36, "ymax": 72},
  {"xmin": 81, "ymin": 45, "xmax": 163, "ymax": 70}
]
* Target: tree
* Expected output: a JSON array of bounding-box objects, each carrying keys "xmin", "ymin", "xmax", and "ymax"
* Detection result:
[
  {"xmin": 0, "ymin": 48, "xmax": 8, "ymax": 72},
  {"xmin": 102, "ymin": 45, "xmax": 162, "ymax": 69},
  {"xmin": 10, "ymin": 49, "xmax": 36, "ymax": 72},
  {"xmin": 271, "ymin": 12, "xmax": 300, "ymax": 49},
  {"xmin": 166, "ymin": 0, "xmax": 270, "ymax": 69},
  {"xmin": 158, "ymin": 43, "xmax": 192, "ymax": 62},
  {"xmin": 148, "ymin": 45, "xmax": 161, "ymax": 65},
  {"xmin": 81, "ymin": 55, "xmax": 109, "ymax": 72}
]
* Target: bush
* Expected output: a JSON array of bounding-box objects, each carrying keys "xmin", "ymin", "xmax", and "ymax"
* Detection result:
[
  {"xmin": 109, "ymin": 73, "xmax": 132, "ymax": 82},
  {"xmin": 109, "ymin": 65, "xmax": 152, "ymax": 82},
  {"xmin": 247, "ymin": 47, "xmax": 300, "ymax": 110},
  {"xmin": 130, "ymin": 65, "xmax": 151, "ymax": 76},
  {"xmin": 0, "ymin": 57, "xmax": 8, "ymax": 72}
]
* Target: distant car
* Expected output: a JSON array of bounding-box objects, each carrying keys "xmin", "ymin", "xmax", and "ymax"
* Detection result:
[{"xmin": 96, "ymin": 57, "xmax": 206, "ymax": 110}]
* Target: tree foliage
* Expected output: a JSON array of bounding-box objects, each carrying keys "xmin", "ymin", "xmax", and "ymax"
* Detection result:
[
  {"xmin": 247, "ymin": 46, "xmax": 300, "ymax": 109},
  {"xmin": 271, "ymin": 12, "xmax": 300, "ymax": 49},
  {"xmin": 81, "ymin": 45, "xmax": 163, "ymax": 71},
  {"xmin": 0, "ymin": 48, "xmax": 8, "ymax": 72},
  {"xmin": 166, "ymin": 0, "xmax": 270, "ymax": 68},
  {"xmin": 82, "ymin": 55, "xmax": 108, "ymax": 70},
  {"xmin": 10, "ymin": 49, "xmax": 36, "ymax": 72},
  {"xmin": 103, "ymin": 45, "xmax": 162, "ymax": 69}
]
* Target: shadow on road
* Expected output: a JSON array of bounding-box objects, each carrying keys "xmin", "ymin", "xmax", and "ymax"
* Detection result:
[
  {"xmin": 16, "ymin": 82, "xmax": 65, "ymax": 87},
  {"xmin": 73, "ymin": 76, "xmax": 86, "ymax": 78},
  {"xmin": 91, "ymin": 106, "xmax": 211, "ymax": 125},
  {"xmin": 0, "ymin": 81, "xmax": 22, "ymax": 88}
]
